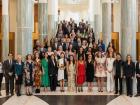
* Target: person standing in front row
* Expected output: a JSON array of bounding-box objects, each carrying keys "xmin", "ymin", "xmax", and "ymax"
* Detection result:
[
  {"xmin": 41, "ymin": 52, "xmax": 50, "ymax": 92},
  {"xmin": 86, "ymin": 54, "xmax": 94, "ymax": 92},
  {"xmin": 58, "ymin": 52, "xmax": 66, "ymax": 92},
  {"xmin": 67, "ymin": 55, "xmax": 76, "ymax": 92},
  {"xmin": 113, "ymin": 53, "xmax": 124, "ymax": 95},
  {"xmin": 15, "ymin": 55, "xmax": 24, "ymax": 96},
  {"xmin": 24, "ymin": 54, "xmax": 34, "ymax": 96},
  {"xmin": 123, "ymin": 55, "xmax": 135, "ymax": 97},
  {"xmin": 34, "ymin": 52, "xmax": 42, "ymax": 93},
  {"xmin": 106, "ymin": 53, "xmax": 115, "ymax": 93},
  {"xmin": 76, "ymin": 56, "xmax": 86, "ymax": 92},
  {"xmin": 135, "ymin": 55, "xmax": 140, "ymax": 97},
  {"xmin": 3, "ymin": 53, "xmax": 15, "ymax": 96},
  {"xmin": 0, "ymin": 62, "xmax": 3, "ymax": 96},
  {"xmin": 48, "ymin": 54, "xmax": 58, "ymax": 91},
  {"xmin": 94, "ymin": 51, "xmax": 106, "ymax": 92}
]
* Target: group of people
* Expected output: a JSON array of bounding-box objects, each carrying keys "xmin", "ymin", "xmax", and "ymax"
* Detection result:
[{"xmin": 0, "ymin": 19, "xmax": 139, "ymax": 98}]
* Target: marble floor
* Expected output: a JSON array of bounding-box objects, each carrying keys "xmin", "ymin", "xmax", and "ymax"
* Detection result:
[{"xmin": 0, "ymin": 90, "xmax": 140, "ymax": 105}]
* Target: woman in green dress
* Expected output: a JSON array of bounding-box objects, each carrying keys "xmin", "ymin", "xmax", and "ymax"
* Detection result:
[{"xmin": 41, "ymin": 52, "xmax": 49, "ymax": 92}]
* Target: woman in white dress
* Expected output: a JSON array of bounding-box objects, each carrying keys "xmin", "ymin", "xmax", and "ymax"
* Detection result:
[
  {"xmin": 106, "ymin": 53, "xmax": 115, "ymax": 92},
  {"xmin": 57, "ymin": 52, "xmax": 66, "ymax": 92},
  {"xmin": 95, "ymin": 51, "xmax": 106, "ymax": 92}
]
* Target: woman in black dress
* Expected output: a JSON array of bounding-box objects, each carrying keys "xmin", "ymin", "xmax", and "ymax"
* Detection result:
[
  {"xmin": 24, "ymin": 54, "xmax": 34, "ymax": 96},
  {"xmin": 86, "ymin": 54, "xmax": 94, "ymax": 92}
]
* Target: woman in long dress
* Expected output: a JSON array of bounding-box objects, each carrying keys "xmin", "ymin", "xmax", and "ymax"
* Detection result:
[
  {"xmin": 86, "ymin": 54, "xmax": 94, "ymax": 92},
  {"xmin": 67, "ymin": 55, "xmax": 76, "ymax": 92},
  {"xmin": 34, "ymin": 52, "xmax": 42, "ymax": 93},
  {"xmin": 24, "ymin": 54, "xmax": 34, "ymax": 96},
  {"xmin": 76, "ymin": 56, "xmax": 86, "ymax": 92},
  {"xmin": 95, "ymin": 51, "xmax": 106, "ymax": 92},
  {"xmin": 106, "ymin": 52, "xmax": 115, "ymax": 92},
  {"xmin": 41, "ymin": 52, "xmax": 49, "ymax": 92},
  {"xmin": 58, "ymin": 52, "xmax": 66, "ymax": 92}
]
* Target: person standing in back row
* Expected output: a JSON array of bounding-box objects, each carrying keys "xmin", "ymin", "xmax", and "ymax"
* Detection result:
[{"xmin": 3, "ymin": 53, "xmax": 15, "ymax": 96}]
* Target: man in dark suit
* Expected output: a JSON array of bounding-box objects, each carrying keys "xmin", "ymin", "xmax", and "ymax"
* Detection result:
[
  {"xmin": 135, "ymin": 55, "xmax": 140, "ymax": 97},
  {"xmin": 2, "ymin": 53, "xmax": 15, "ymax": 96},
  {"xmin": 48, "ymin": 54, "xmax": 58, "ymax": 91},
  {"xmin": 113, "ymin": 53, "xmax": 124, "ymax": 95}
]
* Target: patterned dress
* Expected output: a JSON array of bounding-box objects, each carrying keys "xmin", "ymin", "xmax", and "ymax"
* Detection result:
[
  {"xmin": 95, "ymin": 57, "xmax": 106, "ymax": 77},
  {"xmin": 68, "ymin": 63, "xmax": 76, "ymax": 91},
  {"xmin": 25, "ymin": 61, "xmax": 34, "ymax": 86},
  {"xmin": 34, "ymin": 59, "xmax": 42, "ymax": 87}
]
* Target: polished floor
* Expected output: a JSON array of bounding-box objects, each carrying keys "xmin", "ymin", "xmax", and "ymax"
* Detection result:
[
  {"xmin": 1, "ymin": 93, "xmax": 140, "ymax": 105},
  {"xmin": 36, "ymin": 95, "xmax": 117, "ymax": 105}
]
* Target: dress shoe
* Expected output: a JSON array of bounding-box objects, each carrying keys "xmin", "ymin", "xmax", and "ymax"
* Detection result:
[
  {"xmin": 114, "ymin": 92, "xmax": 118, "ymax": 94},
  {"xmin": 135, "ymin": 94, "xmax": 140, "ymax": 97}
]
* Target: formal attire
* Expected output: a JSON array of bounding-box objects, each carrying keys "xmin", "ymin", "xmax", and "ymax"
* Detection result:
[
  {"xmin": 24, "ymin": 61, "xmax": 34, "ymax": 86},
  {"xmin": 67, "ymin": 63, "xmax": 76, "ymax": 91},
  {"xmin": 48, "ymin": 59, "xmax": 58, "ymax": 91},
  {"xmin": 106, "ymin": 58, "xmax": 115, "ymax": 92},
  {"xmin": 113, "ymin": 60, "xmax": 124, "ymax": 94},
  {"xmin": 136, "ymin": 62, "xmax": 140, "ymax": 95},
  {"xmin": 3, "ymin": 59, "xmax": 15, "ymax": 95},
  {"xmin": 58, "ymin": 58, "xmax": 65, "ymax": 81},
  {"xmin": 77, "ymin": 61, "xmax": 85, "ymax": 85},
  {"xmin": 95, "ymin": 57, "xmax": 106, "ymax": 78},
  {"xmin": 0, "ymin": 62, "xmax": 3, "ymax": 95},
  {"xmin": 34, "ymin": 59, "xmax": 42, "ymax": 88},
  {"xmin": 41, "ymin": 58, "xmax": 49, "ymax": 87},
  {"xmin": 123, "ymin": 61, "xmax": 135, "ymax": 96},
  {"xmin": 15, "ymin": 61, "xmax": 24, "ymax": 96},
  {"xmin": 86, "ymin": 60, "xmax": 94, "ymax": 82}
]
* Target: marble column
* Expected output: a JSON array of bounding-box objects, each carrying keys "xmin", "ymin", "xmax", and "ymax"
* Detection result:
[
  {"xmin": 93, "ymin": 0, "xmax": 101, "ymax": 43},
  {"xmin": 48, "ymin": 0, "xmax": 58, "ymax": 45},
  {"xmin": 121, "ymin": 0, "xmax": 137, "ymax": 94},
  {"xmin": 2, "ymin": 0, "xmax": 9, "ymax": 61},
  {"xmin": 16, "ymin": 0, "xmax": 33, "ymax": 57},
  {"xmin": 94, "ymin": 15, "xmax": 101, "ymax": 43},
  {"xmin": 38, "ymin": 0, "xmax": 48, "ymax": 45},
  {"xmin": 102, "ymin": 2, "xmax": 112, "ymax": 49},
  {"xmin": 121, "ymin": 0, "xmax": 136, "ymax": 61}
]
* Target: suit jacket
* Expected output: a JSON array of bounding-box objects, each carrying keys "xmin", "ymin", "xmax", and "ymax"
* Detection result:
[
  {"xmin": 113, "ymin": 60, "xmax": 124, "ymax": 77},
  {"xmin": 123, "ymin": 61, "xmax": 135, "ymax": 78},
  {"xmin": 136, "ymin": 62, "xmax": 140, "ymax": 78},
  {"xmin": 48, "ymin": 59, "xmax": 58, "ymax": 76},
  {"xmin": 2, "ymin": 59, "xmax": 15, "ymax": 77}
]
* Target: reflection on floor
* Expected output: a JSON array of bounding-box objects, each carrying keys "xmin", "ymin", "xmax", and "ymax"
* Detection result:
[
  {"xmin": 0, "ymin": 93, "xmax": 117, "ymax": 105},
  {"xmin": 36, "ymin": 95, "xmax": 118, "ymax": 105},
  {"xmin": 0, "ymin": 97, "xmax": 10, "ymax": 105}
]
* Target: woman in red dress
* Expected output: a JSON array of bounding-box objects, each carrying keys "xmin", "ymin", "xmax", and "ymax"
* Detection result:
[{"xmin": 76, "ymin": 56, "xmax": 86, "ymax": 92}]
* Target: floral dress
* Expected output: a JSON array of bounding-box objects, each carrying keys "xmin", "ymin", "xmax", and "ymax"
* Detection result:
[{"xmin": 34, "ymin": 59, "xmax": 42, "ymax": 87}]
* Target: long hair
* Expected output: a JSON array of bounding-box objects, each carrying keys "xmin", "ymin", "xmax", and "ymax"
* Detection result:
[{"xmin": 69, "ymin": 55, "xmax": 75, "ymax": 64}]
